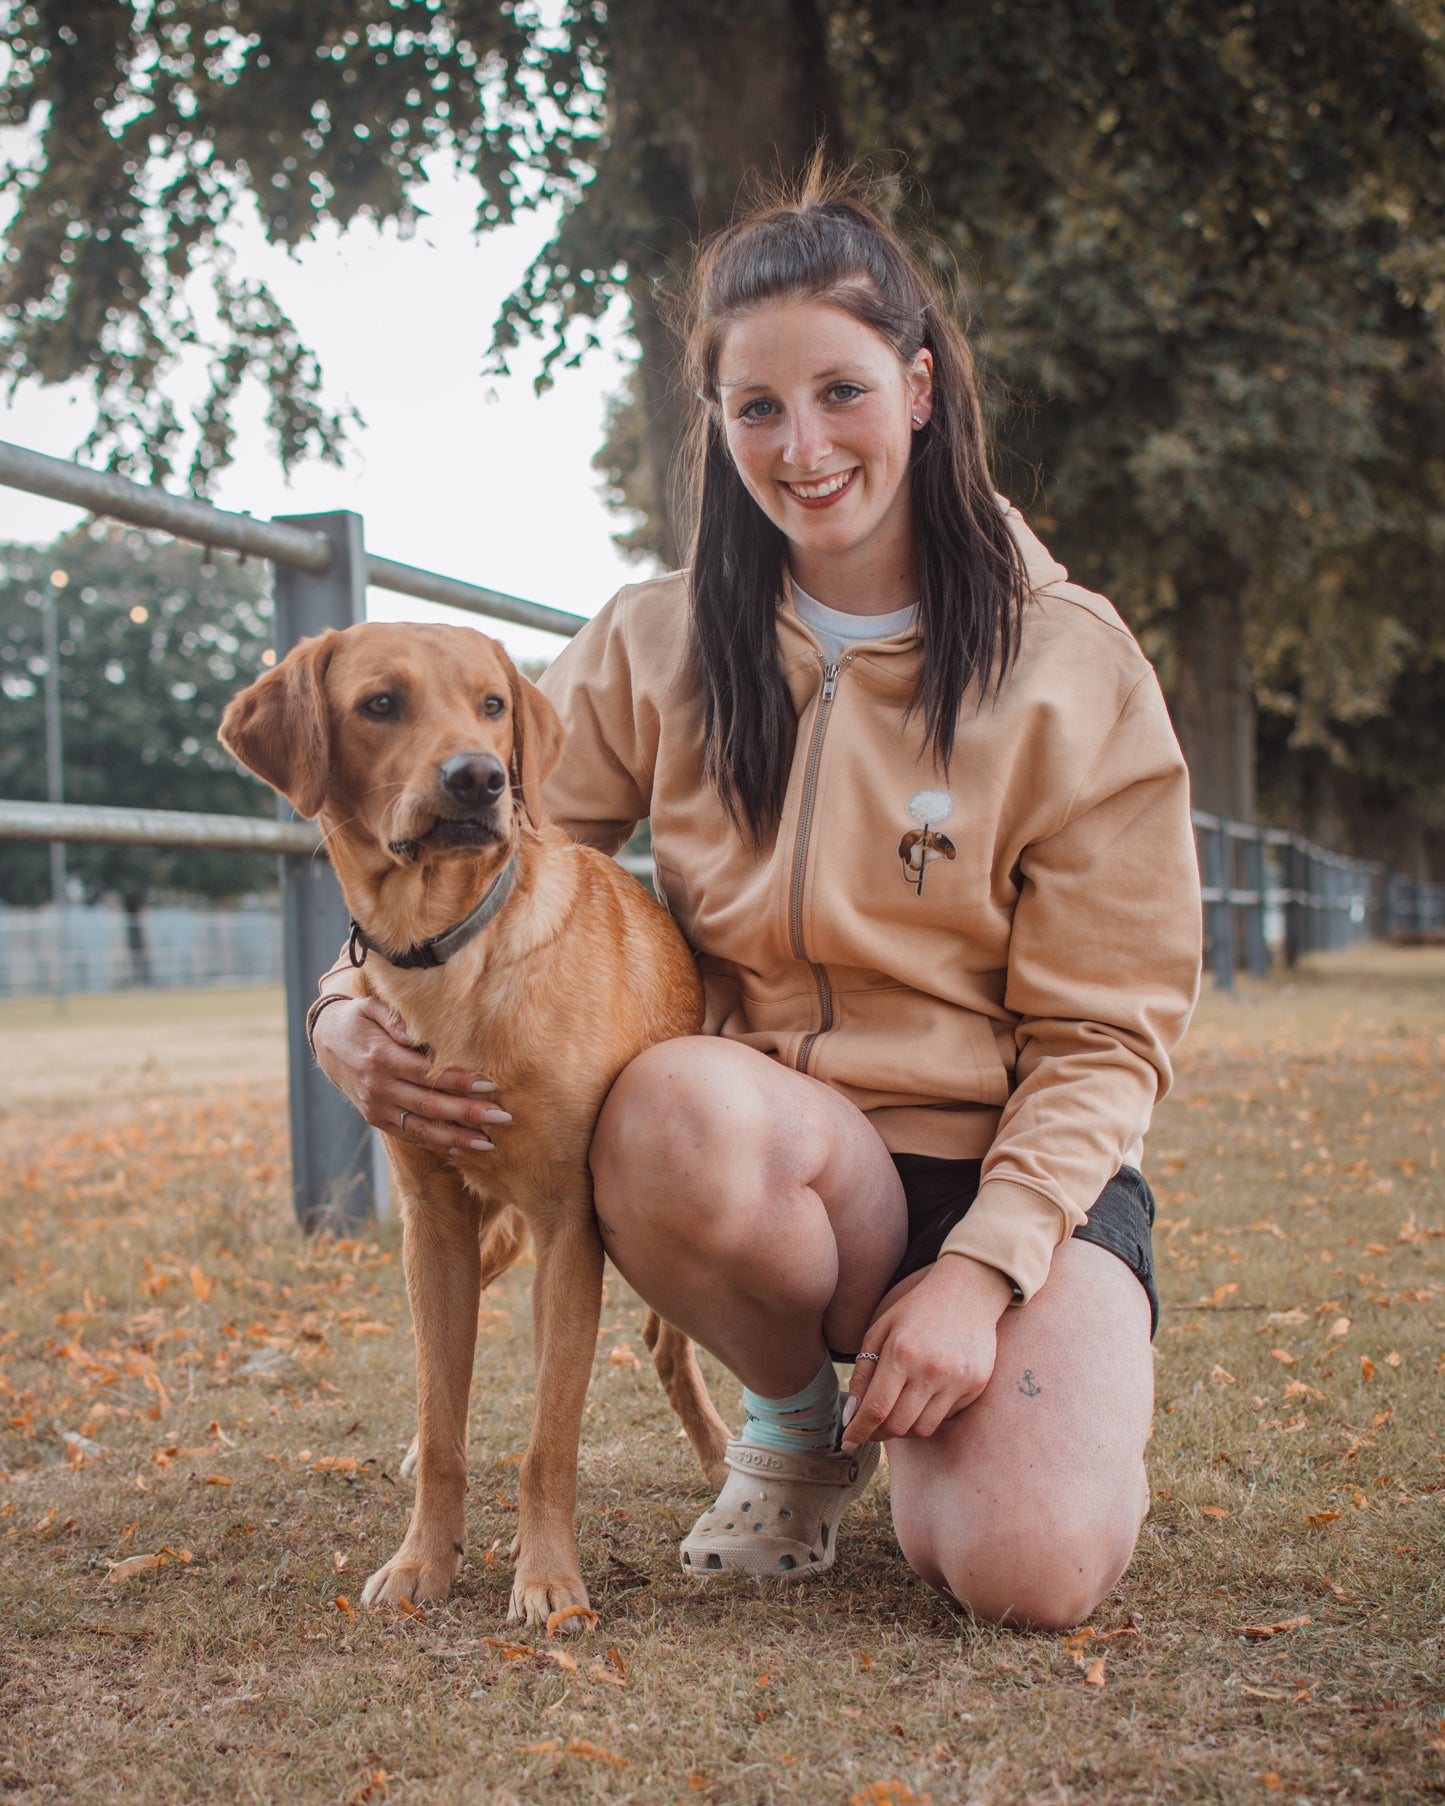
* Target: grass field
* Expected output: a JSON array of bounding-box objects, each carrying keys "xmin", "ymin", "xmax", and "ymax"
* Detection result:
[{"xmin": 1, "ymin": 953, "xmax": 1442, "ymax": 1805}]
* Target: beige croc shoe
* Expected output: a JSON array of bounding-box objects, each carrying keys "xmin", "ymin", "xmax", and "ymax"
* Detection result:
[{"xmin": 679, "ymin": 1437, "xmax": 880, "ymax": 1580}]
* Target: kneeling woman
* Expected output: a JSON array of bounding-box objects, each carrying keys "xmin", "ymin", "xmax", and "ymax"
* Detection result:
[{"xmin": 313, "ymin": 171, "xmax": 1201, "ymax": 1629}]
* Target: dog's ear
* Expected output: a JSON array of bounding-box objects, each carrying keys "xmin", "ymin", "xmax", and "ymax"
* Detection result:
[
  {"xmin": 218, "ymin": 632, "xmax": 339, "ymax": 820},
  {"xmin": 504, "ymin": 654, "xmax": 566, "ymax": 826}
]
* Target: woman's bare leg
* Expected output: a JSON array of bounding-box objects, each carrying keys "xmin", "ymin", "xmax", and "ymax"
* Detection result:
[
  {"xmin": 588, "ymin": 1037, "xmax": 907, "ymax": 1395},
  {"xmin": 886, "ymin": 1237, "xmax": 1154, "ymax": 1630}
]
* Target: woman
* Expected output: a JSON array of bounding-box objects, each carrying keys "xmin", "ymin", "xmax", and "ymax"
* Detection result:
[{"xmin": 312, "ymin": 172, "xmax": 1201, "ymax": 1629}]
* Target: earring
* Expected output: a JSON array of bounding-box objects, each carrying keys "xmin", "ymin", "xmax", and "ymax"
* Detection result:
[{"xmin": 912, "ymin": 413, "xmax": 925, "ymax": 428}]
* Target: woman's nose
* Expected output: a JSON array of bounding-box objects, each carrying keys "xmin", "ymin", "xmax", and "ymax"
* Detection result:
[{"xmin": 784, "ymin": 407, "xmax": 833, "ymax": 472}]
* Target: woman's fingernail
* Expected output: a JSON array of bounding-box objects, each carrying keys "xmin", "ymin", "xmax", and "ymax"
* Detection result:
[
  {"xmin": 481, "ymin": 1109, "xmax": 512, "ymax": 1125},
  {"xmin": 840, "ymin": 1396, "xmax": 859, "ymax": 1430},
  {"xmin": 470, "ymin": 1080, "xmax": 497, "ymax": 1094},
  {"xmin": 468, "ymin": 1138, "xmax": 494, "ymax": 1152}
]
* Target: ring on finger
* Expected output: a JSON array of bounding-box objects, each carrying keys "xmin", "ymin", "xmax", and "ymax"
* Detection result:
[
  {"xmin": 854, "ymin": 1351, "xmax": 880, "ymax": 1364},
  {"xmin": 398, "ymin": 1109, "xmax": 411, "ymax": 1135}
]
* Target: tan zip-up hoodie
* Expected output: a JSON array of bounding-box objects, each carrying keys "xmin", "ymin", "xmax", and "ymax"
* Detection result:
[{"xmin": 533, "ymin": 504, "xmax": 1202, "ymax": 1301}]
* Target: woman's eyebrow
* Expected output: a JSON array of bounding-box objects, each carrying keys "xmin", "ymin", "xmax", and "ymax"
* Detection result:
[{"xmin": 718, "ymin": 364, "xmax": 869, "ymax": 392}]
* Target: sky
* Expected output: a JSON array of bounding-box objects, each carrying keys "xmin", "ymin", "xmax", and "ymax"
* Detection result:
[{"xmin": 0, "ymin": 163, "xmax": 653, "ymax": 666}]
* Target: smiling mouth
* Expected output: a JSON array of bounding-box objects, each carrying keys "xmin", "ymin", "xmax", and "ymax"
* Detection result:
[{"xmin": 782, "ymin": 468, "xmax": 858, "ymax": 504}]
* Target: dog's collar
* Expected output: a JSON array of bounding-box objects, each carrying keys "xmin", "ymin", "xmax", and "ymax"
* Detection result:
[{"xmin": 347, "ymin": 842, "xmax": 521, "ymax": 971}]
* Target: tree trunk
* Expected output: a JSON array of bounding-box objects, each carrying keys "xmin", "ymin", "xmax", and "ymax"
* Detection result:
[
  {"xmin": 605, "ymin": 0, "xmax": 847, "ymax": 565},
  {"xmin": 1169, "ymin": 550, "xmax": 1257, "ymax": 823}
]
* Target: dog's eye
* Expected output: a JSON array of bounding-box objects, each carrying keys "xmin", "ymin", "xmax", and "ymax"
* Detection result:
[
  {"xmin": 360, "ymin": 693, "xmax": 399, "ymax": 720},
  {"xmin": 482, "ymin": 695, "xmax": 506, "ymax": 718}
]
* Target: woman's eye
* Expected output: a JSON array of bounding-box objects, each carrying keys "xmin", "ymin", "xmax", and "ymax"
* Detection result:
[
  {"xmin": 482, "ymin": 695, "xmax": 506, "ymax": 718},
  {"xmin": 828, "ymin": 382, "xmax": 864, "ymax": 403},
  {"xmin": 360, "ymin": 693, "xmax": 397, "ymax": 719},
  {"xmin": 737, "ymin": 398, "xmax": 776, "ymax": 422}
]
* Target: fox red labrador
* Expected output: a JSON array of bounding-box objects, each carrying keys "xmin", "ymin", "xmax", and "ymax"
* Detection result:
[{"xmin": 220, "ymin": 622, "xmax": 728, "ymax": 1626}]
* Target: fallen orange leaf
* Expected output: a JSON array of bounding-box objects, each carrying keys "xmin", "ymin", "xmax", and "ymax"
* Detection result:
[
  {"xmin": 849, "ymin": 1784, "xmax": 931, "ymax": 1806},
  {"xmin": 1211, "ymin": 1365, "xmax": 1237, "ymax": 1385},
  {"xmin": 1269, "ymin": 1349, "xmax": 1296, "ymax": 1366},
  {"xmin": 1083, "ymin": 1655, "xmax": 1107, "ymax": 1686},
  {"xmin": 313, "ymin": 1456, "xmax": 360, "ymax": 1473},
  {"xmin": 605, "ymin": 1646, "xmax": 627, "ymax": 1678},
  {"xmin": 157, "ymin": 1544, "xmax": 193, "ymax": 1563},
  {"xmin": 1240, "ymin": 1615, "xmax": 1311, "ymax": 1638},
  {"xmin": 586, "ymin": 1662, "xmax": 625, "ymax": 1688},
  {"xmin": 546, "ymin": 1604, "xmax": 598, "ymax": 1637},
  {"xmin": 1201, "ymin": 1505, "xmax": 1229, "ymax": 1519},
  {"xmin": 205, "ymin": 1474, "xmax": 232, "ymax": 1487},
  {"xmin": 560, "ymin": 1740, "xmax": 626, "ymax": 1768},
  {"xmin": 1305, "ymin": 1510, "xmax": 1342, "ymax": 1528},
  {"xmin": 106, "ymin": 1553, "xmax": 166, "ymax": 1583},
  {"xmin": 1384, "ymin": 1351, "xmax": 1401, "ymax": 1368},
  {"xmin": 1328, "ymin": 1317, "xmax": 1350, "ymax": 1339},
  {"xmin": 334, "ymin": 1595, "xmax": 353, "ymax": 1616}
]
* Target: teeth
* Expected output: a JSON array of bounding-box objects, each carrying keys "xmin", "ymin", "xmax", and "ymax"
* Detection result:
[{"xmin": 787, "ymin": 470, "xmax": 854, "ymax": 499}]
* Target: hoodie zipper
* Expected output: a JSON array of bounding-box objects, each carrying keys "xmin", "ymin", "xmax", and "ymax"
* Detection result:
[{"xmin": 792, "ymin": 655, "xmax": 848, "ymax": 1072}]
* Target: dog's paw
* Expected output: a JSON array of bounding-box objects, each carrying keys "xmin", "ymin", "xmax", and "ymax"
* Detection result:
[
  {"xmin": 507, "ymin": 1571, "xmax": 592, "ymax": 1631},
  {"xmin": 398, "ymin": 1434, "xmax": 420, "ymax": 1482},
  {"xmin": 361, "ymin": 1542, "xmax": 461, "ymax": 1608}
]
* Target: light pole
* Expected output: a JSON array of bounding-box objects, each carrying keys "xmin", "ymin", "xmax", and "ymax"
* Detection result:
[{"xmin": 43, "ymin": 568, "xmax": 67, "ymax": 1009}]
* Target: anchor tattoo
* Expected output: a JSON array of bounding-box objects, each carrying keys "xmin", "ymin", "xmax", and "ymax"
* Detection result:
[{"xmin": 1018, "ymin": 1370, "xmax": 1043, "ymax": 1398}]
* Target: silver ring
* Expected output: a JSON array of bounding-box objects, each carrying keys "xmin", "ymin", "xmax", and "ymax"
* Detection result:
[
  {"xmin": 398, "ymin": 1109, "xmax": 410, "ymax": 1134},
  {"xmin": 854, "ymin": 1351, "xmax": 880, "ymax": 1363}
]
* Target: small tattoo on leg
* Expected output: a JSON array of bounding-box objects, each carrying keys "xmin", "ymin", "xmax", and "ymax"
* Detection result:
[{"xmin": 1018, "ymin": 1369, "xmax": 1043, "ymax": 1398}]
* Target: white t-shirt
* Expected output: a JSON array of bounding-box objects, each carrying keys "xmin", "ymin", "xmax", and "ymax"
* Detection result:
[{"xmin": 790, "ymin": 581, "xmax": 919, "ymax": 661}]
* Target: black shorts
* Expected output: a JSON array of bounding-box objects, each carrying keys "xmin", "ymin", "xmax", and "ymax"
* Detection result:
[{"xmin": 885, "ymin": 1155, "xmax": 1160, "ymax": 1338}]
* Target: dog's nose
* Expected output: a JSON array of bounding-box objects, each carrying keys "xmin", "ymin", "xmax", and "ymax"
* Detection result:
[{"xmin": 439, "ymin": 753, "xmax": 508, "ymax": 809}]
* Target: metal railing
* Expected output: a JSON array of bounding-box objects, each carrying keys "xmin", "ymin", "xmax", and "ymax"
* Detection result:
[{"xmin": 1190, "ymin": 812, "xmax": 1443, "ymax": 990}]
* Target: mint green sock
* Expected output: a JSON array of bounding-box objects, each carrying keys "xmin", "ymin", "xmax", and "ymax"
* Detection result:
[{"xmin": 741, "ymin": 1358, "xmax": 841, "ymax": 1454}]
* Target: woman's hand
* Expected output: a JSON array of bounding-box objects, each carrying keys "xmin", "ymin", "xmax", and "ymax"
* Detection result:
[
  {"xmin": 310, "ymin": 995, "xmax": 510, "ymax": 1153},
  {"xmin": 841, "ymin": 1254, "xmax": 1014, "ymax": 1447}
]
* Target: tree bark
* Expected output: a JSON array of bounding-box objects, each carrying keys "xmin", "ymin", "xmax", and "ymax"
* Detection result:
[
  {"xmin": 1169, "ymin": 550, "xmax": 1257, "ymax": 823},
  {"xmin": 605, "ymin": 0, "xmax": 847, "ymax": 566}
]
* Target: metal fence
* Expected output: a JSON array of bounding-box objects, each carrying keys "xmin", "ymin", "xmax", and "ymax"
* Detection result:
[
  {"xmin": 0, "ymin": 898, "xmax": 283, "ymax": 997},
  {"xmin": 2, "ymin": 438, "xmax": 1441, "ymax": 1226},
  {"xmin": 1191, "ymin": 813, "xmax": 1445, "ymax": 991}
]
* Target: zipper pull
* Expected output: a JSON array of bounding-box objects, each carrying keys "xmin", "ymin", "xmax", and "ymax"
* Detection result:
[{"xmin": 820, "ymin": 660, "xmax": 840, "ymax": 703}]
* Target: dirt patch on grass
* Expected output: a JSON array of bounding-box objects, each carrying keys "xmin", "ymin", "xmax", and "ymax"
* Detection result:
[{"xmin": 1, "ymin": 953, "xmax": 1442, "ymax": 1804}]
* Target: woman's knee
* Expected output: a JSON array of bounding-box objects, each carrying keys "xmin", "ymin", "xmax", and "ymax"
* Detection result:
[
  {"xmin": 590, "ymin": 1038, "xmax": 780, "ymax": 1227},
  {"xmin": 894, "ymin": 1489, "xmax": 1144, "ymax": 1632}
]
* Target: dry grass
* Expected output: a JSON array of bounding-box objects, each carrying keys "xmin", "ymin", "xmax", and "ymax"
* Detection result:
[{"xmin": 1, "ymin": 954, "xmax": 1442, "ymax": 1806}]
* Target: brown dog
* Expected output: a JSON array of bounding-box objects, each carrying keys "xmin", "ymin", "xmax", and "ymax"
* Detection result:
[{"xmin": 220, "ymin": 621, "xmax": 729, "ymax": 1626}]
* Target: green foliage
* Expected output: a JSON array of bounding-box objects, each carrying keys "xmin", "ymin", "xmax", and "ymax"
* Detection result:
[{"xmin": 0, "ymin": 529, "xmax": 276, "ymax": 908}]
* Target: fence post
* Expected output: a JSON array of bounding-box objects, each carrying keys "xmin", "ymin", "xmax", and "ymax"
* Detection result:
[
  {"xmin": 1243, "ymin": 828, "xmax": 1269, "ymax": 976},
  {"xmin": 271, "ymin": 512, "xmax": 379, "ymax": 1234},
  {"xmin": 1204, "ymin": 819, "xmax": 1235, "ymax": 990}
]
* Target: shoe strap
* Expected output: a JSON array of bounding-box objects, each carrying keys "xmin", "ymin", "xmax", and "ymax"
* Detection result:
[{"xmin": 723, "ymin": 1438, "xmax": 867, "ymax": 1488}]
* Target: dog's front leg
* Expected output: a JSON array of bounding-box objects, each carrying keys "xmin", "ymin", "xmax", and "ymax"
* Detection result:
[
  {"xmin": 508, "ymin": 1203, "xmax": 604, "ymax": 1629},
  {"xmin": 363, "ymin": 1168, "xmax": 481, "ymax": 1608}
]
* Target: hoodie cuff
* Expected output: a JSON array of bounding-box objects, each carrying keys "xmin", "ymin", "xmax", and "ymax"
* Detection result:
[{"xmin": 938, "ymin": 1179, "xmax": 1071, "ymax": 1304}]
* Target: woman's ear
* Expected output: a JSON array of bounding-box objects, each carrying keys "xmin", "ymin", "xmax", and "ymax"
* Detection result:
[
  {"xmin": 218, "ymin": 632, "xmax": 339, "ymax": 819},
  {"xmin": 909, "ymin": 347, "xmax": 934, "ymax": 429}
]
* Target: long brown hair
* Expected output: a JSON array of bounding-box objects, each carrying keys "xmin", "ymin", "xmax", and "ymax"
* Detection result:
[{"xmin": 677, "ymin": 166, "xmax": 1031, "ymax": 843}]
